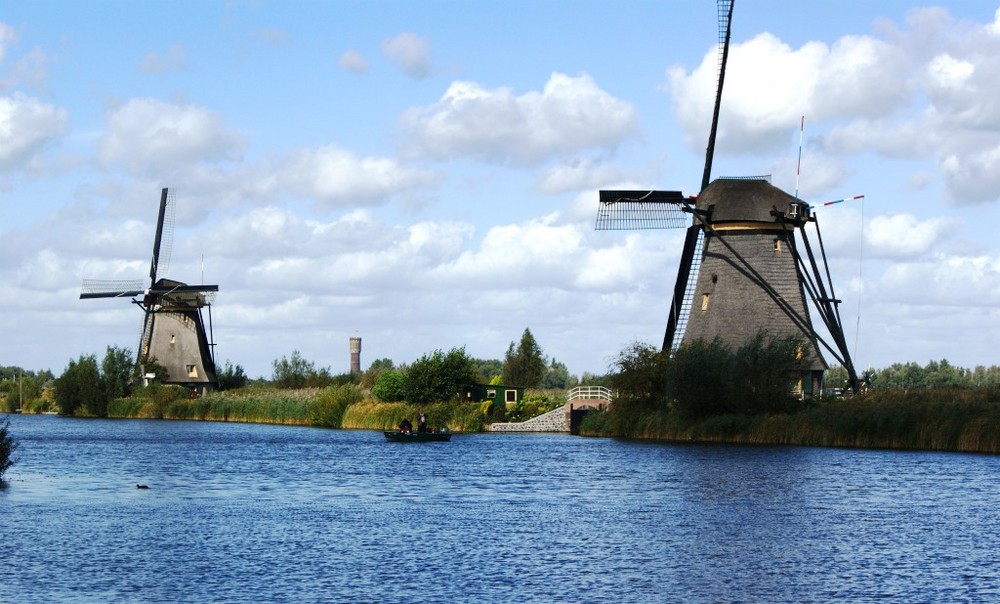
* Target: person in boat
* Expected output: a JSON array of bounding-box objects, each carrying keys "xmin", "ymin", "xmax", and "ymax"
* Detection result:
[
  {"xmin": 417, "ymin": 409, "xmax": 427, "ymax": 433},
  {"xmin": 399, "ymin": 418, "xmax": 413, "ymax": 434}
]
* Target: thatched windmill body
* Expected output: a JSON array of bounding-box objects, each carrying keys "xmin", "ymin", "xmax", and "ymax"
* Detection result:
[
  {"xmin": 596, "ymin": 0, "xmax": 859, "ymax": 395},
  {"xmin": 81, "ymin": 188, "xmax": 219, "ymax": 394}
]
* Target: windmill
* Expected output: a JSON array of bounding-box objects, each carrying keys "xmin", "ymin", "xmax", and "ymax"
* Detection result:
[
  {"xmin": 595, "ymin": 0, "xmax": 860, "ymax": 395},
  {"xmin": 80, "ymin": 188, "xmax": 220, "ymax": 394}
]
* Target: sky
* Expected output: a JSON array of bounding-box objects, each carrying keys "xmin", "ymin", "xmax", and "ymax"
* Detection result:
[{"xmin": 3, "ymin": 1, "xmax": 1000, "ymax": 380}]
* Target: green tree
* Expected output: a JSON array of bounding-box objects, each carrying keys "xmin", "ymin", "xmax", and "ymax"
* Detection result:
[
  {"xmin": 272, "ymin": 351, "xmax": 332, "ymax": 389},
  {"xmin": 372, "ymin": 369, "xmax": 407, "ymax": 402},
  {"xmin": 101, "ymin": 345, "xmax": 134, "ymax": 402},
  {"xmin": 216, "ymin": 360, "xmax": 248, "ymax": 390},
  {"xmin": 405, "ymin": 347, "xmax": 475, "ymax": 405},
  {"xmin": 471, "ymin": 358, "xmax": 503, "ymax": 383},
  {"xmin": 0, "ymin": 416, "xmax": 17, "ymax": 484},
  {"xmin": 55, "ymin": 354, "xmax": 102, "ymax": 416},
  {"xmin": 729, "ymin": 333, "xmax": 802, "ymax": 415},
  {"xmin": 667, "ymin": 338, "xmax": 734, "ymax": 418},
  {"xmin": 542, "ymin": 358, "xmax": 577, "ymax": 389},
  {"xmin": 502, "ymin": 328, "xmax": 546, "ymax": 388},
  {"xmin": 610, "ymin": 342, "xmax": 671, "ymax": 416}
]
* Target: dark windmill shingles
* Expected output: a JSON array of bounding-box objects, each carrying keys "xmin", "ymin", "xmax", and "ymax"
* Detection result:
[{"xmin": 684, "ymin": 179, "xmax": 827, "ymax": 371}]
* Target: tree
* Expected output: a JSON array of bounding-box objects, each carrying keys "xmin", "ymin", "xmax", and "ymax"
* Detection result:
[
  {"xmin": 542, "ymin": 358, "xmax": 577, "ymax": 389},
  {"xmin": 405, "ymin": 347, "xmax": 475, "ymax": 405},
  {"xmin": 502, "ymin": 328, "xmax": 546, "ymax": 388},
  {"xmin": 55, "ymin": 354, "xmax": 102, "ymax": 416},
  {"xmin": 101, "ymin": 345, "xmax": 134, "ymax": 402},
  {"xmin": 372, "ymin": 370, "xmax": 407, "ymax": 402},
  {"xmin": 272, "ymin": 351, "xmax": 332, "ymax": 389},
  {"xmin": 217, "ymin": 360, "xmax": 249, "ymax": 390},
  {"xmin": 0, "ymin": 416, "xmax": 17, "ymax": 484},
  {"xmin": 610, "ymin": 342, "xmax": 672, "ymax": 416},
  {"xmin": 471, "ymin": 358, "xmax": 503, "ymax": 383}
]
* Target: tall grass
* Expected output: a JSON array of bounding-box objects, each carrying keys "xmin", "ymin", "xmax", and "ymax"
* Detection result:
[
  {"xmin": 584, "ymin": 388, "xmax": 1000, "ymax": 454},
  {"xmin": 342, "ymin": 400, "xmax": 485, "ymax": 432},
  {"xmin": 106, "ymin": 383, "xmax": 489, "ymax": 432}
]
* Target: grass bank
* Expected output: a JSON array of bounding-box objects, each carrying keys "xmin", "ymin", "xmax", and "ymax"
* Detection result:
[
  {"xmin": 581, "ymin": 388, "xmax": 1000, "ymax": 454},
  {"xmin": 106, "ymin": 383, "xmax": 489, "ymax": 432}
]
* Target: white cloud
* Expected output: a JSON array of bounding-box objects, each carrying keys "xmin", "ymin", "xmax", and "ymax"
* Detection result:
[
  {"xmin": 0, "ymin": 93, "xmax": 67, "ymax": 171},
  {"xmin": 402, "ymin": 72, "xmax": 637, "ymax": 165},
  {"xmin": 279, "ymin": 144, "xmax": 440, "ymax": 209},
  {"xmin": 940, "ymin": 144, "xmax": 1000, "ymax": 205},
  {"xmin": 988, "ymin": 8, "xmax": 1000, "ymax": 37},
  {"xmin": 668, "ymin": 32, "xmax": 907, "ymax": 155},
  {"xmin": 927, "ymin": 53, "xmax": 975, "ymax": 89},
  {"xmin": 381, "ymin": 32, "xmax": 430, "ymax": 79},
  {"xmin": 97, "ymin": 98, "xmax": 246, "ymax": 174},
  {"xmin": 338, "ymin": 50, "xmax": 369, "ymax": 73},
  {"xmin": 865, "ymin": 213, "xmax": 960, "ymax": 260}
]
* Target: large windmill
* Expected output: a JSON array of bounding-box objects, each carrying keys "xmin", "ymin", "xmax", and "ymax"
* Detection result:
[
  {"xmin": 81, "ymin": 188, "xmax": 220, "ymax": 394},
  {"xmin": 596, "ymin": 0, "xmax": 860, "ymax": 395}
]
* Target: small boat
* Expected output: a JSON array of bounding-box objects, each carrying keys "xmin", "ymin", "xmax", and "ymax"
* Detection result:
[{"xmin": 383, "ymin": 430, "xmax": 452, "ymax": 443}]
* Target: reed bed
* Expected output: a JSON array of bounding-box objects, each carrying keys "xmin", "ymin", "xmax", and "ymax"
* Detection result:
[
  {"xmin": 582, "ymin": 388, "xmax": 1000, "ymax": 454},
  {"xmin": 108, "ymin": 384, "xmax": 488, "ymax": 432}
]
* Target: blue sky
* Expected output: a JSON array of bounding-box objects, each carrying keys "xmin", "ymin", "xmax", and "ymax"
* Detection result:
[{"xmin": 3, "ymin": 1, "xmax": 1000, "ymax": 379}]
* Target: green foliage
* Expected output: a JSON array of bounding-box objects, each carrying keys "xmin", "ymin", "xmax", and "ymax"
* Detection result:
[
  {"xmin": 610, "ymin": 342, "xmax": 672, "ymax": 415},
  {"xmin": 55, "ymin": 354, "xmax": 102, "ymax": 416},
  {"xmin": 542, "ymin": 358, "xmax": 577, "ymax": 389},
  {"xmin": 868, "ymin": 359, "xmax": 1000, "ymax": 390},
  {"xmin": 502, "ymin": 328, "xmax": 546, "ymax": 388},
  {"xmin": 503, "ymin": 391, "xmax": 562, "ymax": 422},
  {"xmin": 372, "ymin": 370, "xmax": 407, "ymax": 402},
  {"xmin": 217, "ymin": 360, "xmax": 249, "ymax": 390},
  {"xmin": 0, "ymin": 416, "xmax": 18, "ymax": 484},
  {"xmin": 367, "ymin": 358, "xmax": 395, "ymax": 373},
  {"xmin": 471, "ymin": 358, "xmax": 503, "ymax": 384},
  {"xmin": 361, "ymin": 358, "xmax": 394, "ymax": 390},
  {"xmin": 603, "ymin": 333, "xmax": 806, "ymax": 434},
  {"xmin": 667, "ymin": 338, "xmax": 732, "ymax": 418},
  {"xmin": 272, "ymin": 351, "xmax": 333, "ymax": 389},
  {"xmin": 404, "ymin": 347, "xmax": 475, "ymax": 405},
  {"xmin": 101, "ymin": 345, "xmax": 134, "ymax": 402},
  {"xmin": 342, "ymin": 400, "xmax": 485, "ymax": 432},
  {"xmin": 309, "ymin": 385, "xmax": 364, "ymax": 428}
]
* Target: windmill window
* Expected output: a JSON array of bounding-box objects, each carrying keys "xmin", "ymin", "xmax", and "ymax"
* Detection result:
[
  {"xmin": 702, "ymin": 293, "xmax": 710, "ymax": 311},
  {"xmin": 774, "ymin": 239, "xmax": 782, "ymax": 253},
  {"xmin": 186, "ymin": 364, "xmax": 198, "ymax": 378},
  {"xmin": 170, "ymin": 335, "xmax": 176, "ymax": 345}
]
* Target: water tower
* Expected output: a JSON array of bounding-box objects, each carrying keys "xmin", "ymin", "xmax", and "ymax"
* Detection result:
[{"xmin": 349, "ymin": 337, "xmax": 362, "ymax": 374}]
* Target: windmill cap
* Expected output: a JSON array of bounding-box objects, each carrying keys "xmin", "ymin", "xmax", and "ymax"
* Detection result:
[{"xmin": 698, "ymin": 178, "xmax": 801, "ymax": 223}]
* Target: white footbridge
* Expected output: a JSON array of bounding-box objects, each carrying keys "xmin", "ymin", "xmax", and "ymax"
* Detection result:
[{"xmin": 488, "ymin": 386, "xmax": 612, "ymax": 433}]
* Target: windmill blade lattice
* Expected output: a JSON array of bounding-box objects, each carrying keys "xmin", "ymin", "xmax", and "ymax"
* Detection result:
[
  {"xmin": 80, "ymin": 278, "xmax": 145, "ymax": 298},
  {"xmin": 595, "ymin": 190, "xmax": 692, "ymax": 230}
]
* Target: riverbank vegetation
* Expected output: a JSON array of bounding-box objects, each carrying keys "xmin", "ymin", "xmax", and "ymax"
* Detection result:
[
  {"xmin": 581, "ymin": 337, "xmax": 1000, "ymax": 454},
  {"xmin": 6, "ymin": 326, "xmax": 1000, "ymax": 453}
]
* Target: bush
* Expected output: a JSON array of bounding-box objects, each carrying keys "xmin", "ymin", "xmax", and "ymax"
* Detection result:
[
  {"xmin": 372, "ymin": 370, "xmax": 407, "ymax": 402},
  {"xmin": 310, "ymin": 385, "xmax": 364, "ymax": 428},
  {"xmin": 404, "ymin": 348, "xmax": 475, "ymax": 405},
  {"xmin": 0, "ymin": 416, "xmax": 18, "ymax": 484}
]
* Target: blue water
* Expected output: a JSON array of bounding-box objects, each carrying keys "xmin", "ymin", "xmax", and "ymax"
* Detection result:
[{"xmin": 2, "ymin": 413, "xmax": 999, "ymax": 603}]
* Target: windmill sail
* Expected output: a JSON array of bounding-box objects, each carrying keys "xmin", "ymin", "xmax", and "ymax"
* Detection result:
[{"xmin": 149, "ymin": 188, "xmax": 175, "ymax": 285}]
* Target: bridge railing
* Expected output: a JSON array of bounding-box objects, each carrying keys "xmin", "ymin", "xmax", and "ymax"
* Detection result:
[{"xmin": 567, "ymin": 386, "xmax": 612, "ymax": 402}]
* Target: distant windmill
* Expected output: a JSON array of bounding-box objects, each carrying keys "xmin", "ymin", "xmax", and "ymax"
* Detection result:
[
  {"xmin": 81, "ymin": 188, "xmax": 219, "ymax": 394},
  {"xmin": 595, "ymin": 0, "xmax": 860, "ymax": 395}
]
